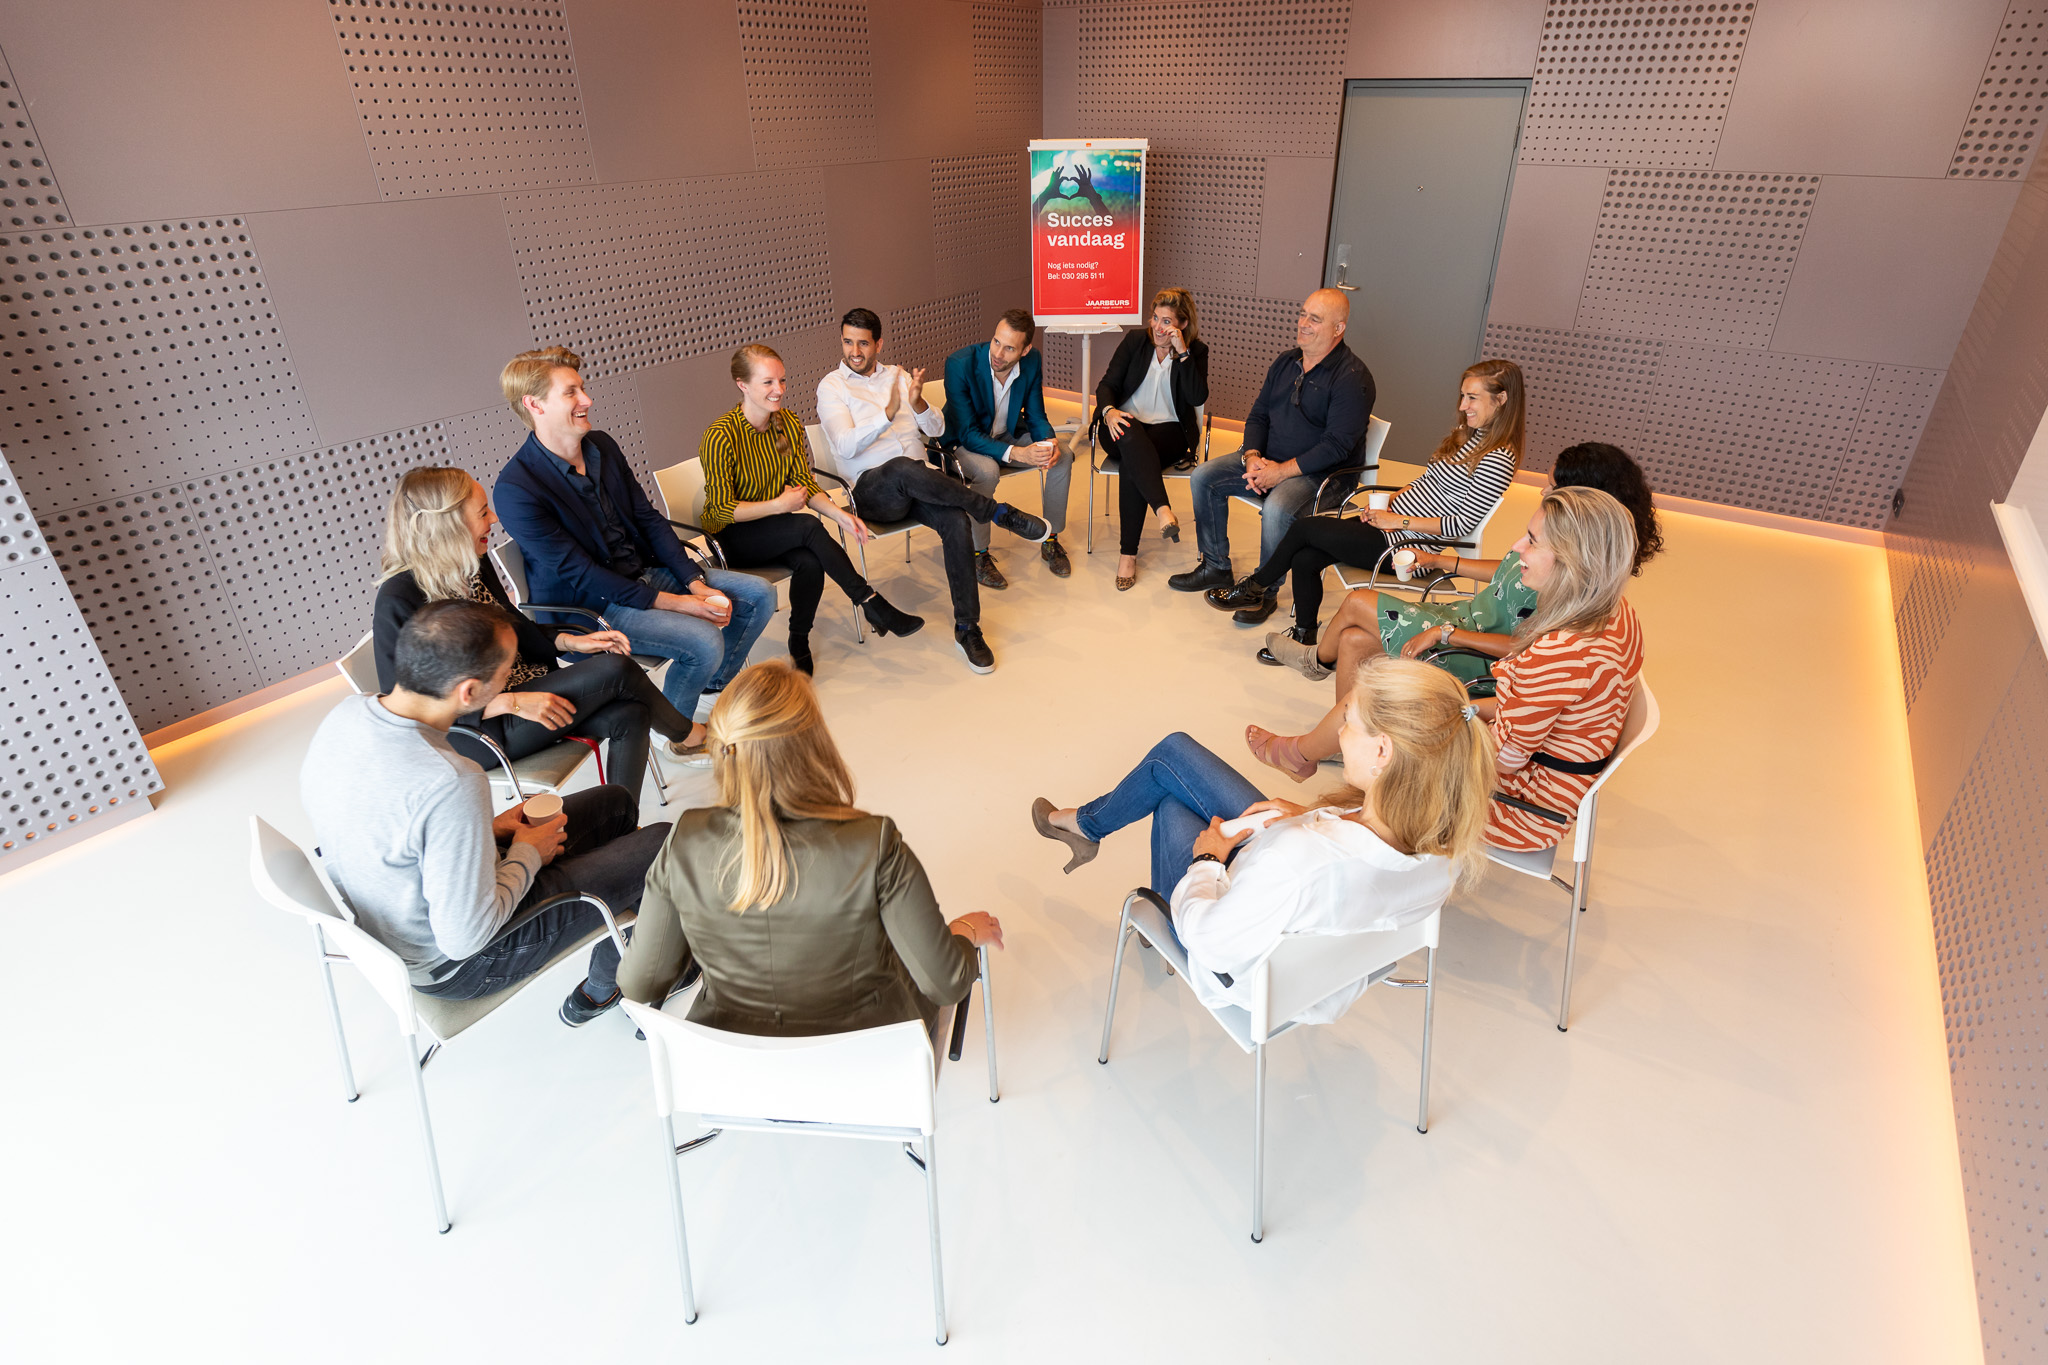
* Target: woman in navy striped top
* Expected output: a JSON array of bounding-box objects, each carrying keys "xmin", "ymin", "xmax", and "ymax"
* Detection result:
[{"xmin": 1206, "ymin": 359, "xmax": 1524, "ymax": 654}]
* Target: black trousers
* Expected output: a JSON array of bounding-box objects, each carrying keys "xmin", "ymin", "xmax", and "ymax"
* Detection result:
[
  {"xmin": 448, "ymin": 653, "xmax": 688, "ymax": 802},
  {"xmin": 852, "ymin": 456, "xmax": 1003, "ymax": 630},
  {"xmin": 714, "ymin": 512, "xmax": 869, "ymax": 640},
  {"xmin": 1104, "ymin": 419, "xmax": 1190, "ymax": 554},
  {"xmin": 1248, "ymin": 515, "xmax": 1391, "ymax": 633}
]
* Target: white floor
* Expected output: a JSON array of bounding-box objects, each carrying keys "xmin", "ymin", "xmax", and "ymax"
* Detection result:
[{"xmin": 0, "ymin": 451, "xmax": 1985, "ymax": 1363}]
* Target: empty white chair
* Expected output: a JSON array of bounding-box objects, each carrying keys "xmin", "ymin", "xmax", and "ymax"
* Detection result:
[
  {"xmin": 334, "ymin": 631, "xmax": 597, "ymax": 804},
  {"xmin": 1096, "ymin": 888, "xmax": 1438, "ymax": 1243},
  {"xmin": 248, "ymin": 816, "xmax": 628, "ymax": 1233},
  {"xmin": 1484, "ymin": 675, "xmax": 1661, "ymax": 1031},
  {"xmin": 621, "ymin": 981, "xmax": 993, "ymax": 1345}
]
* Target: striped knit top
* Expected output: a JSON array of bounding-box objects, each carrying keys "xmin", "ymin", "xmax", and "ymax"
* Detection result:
[
  {"xmin": 1388, "ymin": 432, "xmax": 1517, "ymax": 546},
  {"xmin": 698, "ymin": 404, "xmax": 822, "ymax": 534},
  {"xmin": 1486, "ymin": 597, "xmax": 1645, "ymax": 853}
]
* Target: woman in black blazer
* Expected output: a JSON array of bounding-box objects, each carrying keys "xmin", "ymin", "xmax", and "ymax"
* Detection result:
[
  {"xmin": 372, "ymin": 467, "xmax": 699, "ymax": 801},
  {"xmin": 1093, "ymin": 287, "xmax": 1209, "ymax": 589}
]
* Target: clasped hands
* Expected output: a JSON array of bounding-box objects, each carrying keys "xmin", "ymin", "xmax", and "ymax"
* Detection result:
[
  {"xmin": 1242, "ymin": 452, "xmax": 1292, "ymax": 495},
  {"xmin": 1192, "ymin": 798, "xmax": 1306, "ymax": 863}
]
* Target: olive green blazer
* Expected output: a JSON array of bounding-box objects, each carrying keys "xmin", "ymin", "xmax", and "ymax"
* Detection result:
[{"xmin": 617, "ymin": 808, "xmax": 978, "ymax": 1036}]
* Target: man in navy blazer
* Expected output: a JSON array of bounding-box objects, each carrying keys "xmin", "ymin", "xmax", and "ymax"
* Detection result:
[
  {"xmin": 492, "ymin": 346, "xmax": 775, "ymax": 760},
  {"xmin": 940, "ymin": 309, "xmax": 1074, "ymax": 584}
]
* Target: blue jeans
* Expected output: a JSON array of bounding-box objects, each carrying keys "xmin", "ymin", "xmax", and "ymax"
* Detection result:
[
  {"xmin": 1190, "ymin": 452, "xmax": 1317, "ymax": 574},
  {"xmin": 600, "ymin": 567, "xmax": 776, "ymax": 711},
  {"xmin": 1077, "ymin": 732, "xmax": 1266, "ymax": 902}
]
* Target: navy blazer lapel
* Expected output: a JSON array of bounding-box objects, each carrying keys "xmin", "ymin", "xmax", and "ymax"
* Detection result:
[
  {"xmin": 518, "ymin": 434, "xmax": 606, "ymax": 555},
  {"xmin": 967, "ymin": 343, "xmax": 995, "ymax": 425}
]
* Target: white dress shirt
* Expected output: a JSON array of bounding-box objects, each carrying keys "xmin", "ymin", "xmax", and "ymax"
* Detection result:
[
  {"xmin": 1168, "ymin": 807, "xmax": 1452, "ymax": 1027},
  {"xmin": 988, "ymin": 360, "xmax": 1020, "ymax": 441},
  {"xmin": 816, "ymin": 362, "xmax": 946, "ymax": 486},
  {"xmin": 1120, "ymin": 347, "xmax": 1178, "ymax": 425}
]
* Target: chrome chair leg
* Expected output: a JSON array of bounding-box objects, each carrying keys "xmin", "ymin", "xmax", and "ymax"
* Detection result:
[
  {"xmin": 923, "ymin": 1133, "xmax": 948, "ymax": 1346},
  {"xmin": 658, "ymin": 1115, "xmax": 700, "ymax": 1323},
  {"xmin": 646, "ymin": 748, "xmax": 670, "ymax": 806},
  {"xmin": 1251, "ymin": 1042, "xmax": 1266, "ymax": 1244},
  {"xmin": 979, "ymin": 945, "xmax": 999, "ymax": 1103},
  {"xmin": 407, "ymin": 1035, "xmax": 451, "ymax": 1234},
  {"xmin": 1559, "ymin": 858, "xmax": 1588, "ymax": 1032},
  {"xmin": 1098, "ymin": 906, "xmax": 1135, "ymax": 1064},
  {"xmin": 312, "ymin": 924, "xmax": 358, "ymax": 1103},
  {"xmin": 1417, "ymin": 945, "xmax": 1435, "ymax": 1134}
]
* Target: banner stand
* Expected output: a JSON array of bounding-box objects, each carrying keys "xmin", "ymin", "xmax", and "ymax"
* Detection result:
[{"xmin": 1048, "ymin": 322, "xmax": 1125, "ymax": 452}]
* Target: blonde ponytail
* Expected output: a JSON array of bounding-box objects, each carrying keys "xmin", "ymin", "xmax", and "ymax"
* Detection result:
[{"xmin": 707, "ymin": 661, "xmax": 864, "ymax": 913}]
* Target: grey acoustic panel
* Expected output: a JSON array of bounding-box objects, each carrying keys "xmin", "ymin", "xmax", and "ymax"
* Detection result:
[
  {"xmin": 1576, "ymin": 169, "xmax": 1818, "ymax": 348},
  {"xmin": 39, "ymin": 484, "xmax": 265, "ymax": 731},
  {"xmin": 1254, "ymin": 154, "xmax": 1334, "ymax": 303},
  {"xmin": 567, "ymin": 0, "xmax": 757, "ymax": 184},
  {"xmin": 0, "ymin": 218, "xmax": 318, "ymax": 511},
  {"xmin": 327, "ymin": 0, "xmax": 595, "ymax": 199},
  {"xmin": 737, "ymin": 0, "xmax": 879, "ymax": 169},
  {"xmin": 1145, "ymin": 153, "xmax": 1263, "ymax": 298},
  {"xmin": 1953, "ymin": 1, "xmax": 2048, "ymax": 180},
  {"xmin": 1923, "ymin": 640, "xmax": 2048, "ymax": 1361},
  {"xmin": 973, "ymin": 2, "xmax": 1041, "ymax": 149},
  {"xmin": 504, "ymin": 172, "xmax": 834, "ymax": 379},
  {"xmin": 1344, "ymin": 0, "xmax": 1547, "ymax": 80},
  {"xmin": 822, "ymin": 158, "xmax": 935, "ymax": 316},
  {"xmin": 1891, "ymin": 385, "xmax": 1983, "ymax": 709},
  {"xmin": 1828, "ymin": 365, "xmax": 1944, "ymax": 529},
  {"xmin": 0, "ymin": 554, "xmax": 162, "ymax": 860},
  {"xmin": 1189, "ymin": 292, "xmax": 1301, "ymax": 419},
  {"xmin": 1483, "ymin": 164, "xmax": 1607, "ymax": 334},
  {"xmin": 1635, "ymin": 343, "xmax": 1872, "ymax": 521},
  {"xmin": 886, "ymin": 291, "xmax": 984, "ymax": 375},
  {"xmin": 764, "ymin": 324, "xmax": 846, "ymax": 424},
  {"xmin": 440, "ymin": 403, "xmax": 533, "ymax": 486},
  {"xmin": 1480, "ymin": 323, "xmax": 1660, "ymax": 473},
  {"xmin": 0, "ymin": 50, "xmax": 68, "ymax": 231},
  {"xmin": 1521, "ymin": 1, "xmax": 1754, "ymax": 167},
  {"xmin": 1074, "ymin": 0, "xmax": 1350, "ymax": 157},
  {"xmin": 933, "ymin": 151, "xmax": 1025, "ymax": 296}
]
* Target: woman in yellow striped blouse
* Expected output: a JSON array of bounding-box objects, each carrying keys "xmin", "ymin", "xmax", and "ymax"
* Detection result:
[{"xmin": 700, "ymin": 344, "xmax": 924, "ymax": 674}]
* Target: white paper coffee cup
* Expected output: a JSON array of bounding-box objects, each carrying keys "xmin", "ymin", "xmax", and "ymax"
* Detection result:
[
  {"xmin": 1392, "ymin": 549, "xmax": 1417, "ymax": 581},
  {"xmin": 1367, "ymin": 492, "xmax": 1392, "ymax": 511},
  {"xmin": 706, "ymin": 593, "xmax": 730, "ymax": 612},
  {"xmin": 522, "ymin": 792, "xmax": 564, "ymax": 822}
]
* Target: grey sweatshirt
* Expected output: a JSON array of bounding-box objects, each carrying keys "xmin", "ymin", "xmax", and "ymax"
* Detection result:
[{"xmin": 300, "ymin": 694, "xmax": 541, "ymax": 985}]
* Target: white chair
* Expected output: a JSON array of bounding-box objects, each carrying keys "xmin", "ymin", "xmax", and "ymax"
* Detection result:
[
  {"xmin": 1485, "ymin": 676, "xmax": 1661, "ymax": 1031},
  {"xmin": 1226, "ymin": 413, "xmax": 1391, "ymax": 524},
  {"xmin": 334, "ymin": 631, "xmax": 600, "ymax": 803},
  {"xmin": 1083, "ymin": 407, "xmax": 1214, "ymax": 554},
  {"xmin": 248, "ymin": 816, "xmax": 629, "ymax": 1233},
  {"xmin": 1096, "ymin": 888, "xmax": 1438, "ymax": 1243},
  {"xmin": 1328, "ymin": 456, "xmax": 1508, "ymax": 602},
  {"xmin": 620, "ymin": 948, "xmax": 997, "ymax": 1346}
]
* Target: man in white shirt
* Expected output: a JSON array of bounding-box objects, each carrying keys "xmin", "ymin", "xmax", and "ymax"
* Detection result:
[
  {"xmin": 939, "ymin": 308, "xmax": 1073, "ymax": 587},
  {"xmin": 815, "ymin": 307, "xmax": 1049, "ymax": 674}
]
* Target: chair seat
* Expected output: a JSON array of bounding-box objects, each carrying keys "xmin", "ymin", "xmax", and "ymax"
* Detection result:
[
  {"xmin": 486, "ymin": 740, "xmax": 592, "ymax": 795},
  {"xmin": 413, "ymin": 911, "xmax": 636, "ymax": 1041},
  {"xmin": 1122, "ymin": 892, "xmax": 1312, "ymax": 1055},
  {"xmin": 1483, "ymin": 841, "xmax": 1560, "ymax": 880}
]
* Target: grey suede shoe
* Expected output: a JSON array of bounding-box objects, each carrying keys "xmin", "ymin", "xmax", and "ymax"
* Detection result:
[{"xmin": 1262, "ymin": 628, "xmax": 1332, "ymax": 680}]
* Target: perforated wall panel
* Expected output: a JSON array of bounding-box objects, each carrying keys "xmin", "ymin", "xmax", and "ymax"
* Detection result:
[
  {"xmin": 1, "ymin": 552, "xmax": 161, "ymax": 860},
  {"xmin": 503, "ymin": 172, "xmax": 835, "ymax": 381},
  {"xmin": 1829, "ymin": 365, "xmax": 1944, "ymax": 527},
  {"xmin": 768, "ymin": 326, "xmax": 847, "ymax": 424},
  {"xmin": 1190, "ymin": 292, "xmax": 1299, "ymax": 418},
  {"xmin": 0, "ymin": 217, "xmax": 318, "ymax": 511},
  {"xmin": 0, "ymin": 50, "xmax": 67, "ymax": 231},
  {"xmin": 1890, "ymin": 388, "xmax": 1980, "ymax": 708},
  {"xmin": 328, "ymin": 0, "xmax": 595, "ymax": 198},
  {"xmin": 1925, "ymin": 642, "xmax": 2048, "ymax": 1361},
  {"xmin": 973, "ymin": 3, "xmax": 1041, "ymax": 149},
  {"xmin": 1952, "ymin": 1, "xmax": 2048, "ymax": 181},
  {"xmin": 737, "ymin": 0, "xmax": 879, "ymax": 169},
  {"xmin": 887, "ymin": 291, "xmax": 984, "ymax": 375},
  {"xmin": 1522, "ymin": 1, "xmax": 1755, "ymax": 167},
  {"xmin": 934, "ymin": 151, "xmax": 1024, "ymax": 295},
  {"xmin": 1145, "ymin": 153, "xmax": 1263, "ymax": 298},
  {"xmin": 1577, "ymin": 170, "xmax": 1818, "ymax": 348},
  {"xmin": 1073, "ymin": 0, "xmax": 1349, "ymax": 157},
  {"xmin": 1480, "ymin": 323, "xmax": 1660, "ymax": 474}
]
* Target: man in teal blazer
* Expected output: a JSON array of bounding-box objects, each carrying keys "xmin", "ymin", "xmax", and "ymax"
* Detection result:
[{"xmin": 941, "ymin": 309, "xmax": 1074, "ymax": 584}]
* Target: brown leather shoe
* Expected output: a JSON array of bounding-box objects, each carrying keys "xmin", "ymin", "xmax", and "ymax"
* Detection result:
[{"xmin": 1041, "ymin": 536, "xmax": 1072, "ymax": 578}]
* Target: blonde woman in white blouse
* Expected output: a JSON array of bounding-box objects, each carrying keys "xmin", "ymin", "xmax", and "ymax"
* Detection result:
[{"xmin": 1032, "ymin": 657, "xmax": 1495, "ymax": 1026}]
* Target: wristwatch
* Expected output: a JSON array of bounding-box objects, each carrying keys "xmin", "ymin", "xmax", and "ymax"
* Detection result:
[{"xmin": 1192, "ymin": 852, "xmax": 1223, "ymax": 865}]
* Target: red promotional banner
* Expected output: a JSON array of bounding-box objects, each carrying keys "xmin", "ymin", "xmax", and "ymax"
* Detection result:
[{"xmin": 1029, "ymin": 140, "xmax": 1146, "ymax": 327}]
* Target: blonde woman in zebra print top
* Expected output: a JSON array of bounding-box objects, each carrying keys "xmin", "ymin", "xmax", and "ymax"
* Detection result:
[{"xmin": 1208, "ymin": 359, "xmax": 1525, "ymax": 645}]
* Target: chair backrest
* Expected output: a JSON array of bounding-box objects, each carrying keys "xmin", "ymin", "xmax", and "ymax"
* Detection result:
[
  {"xmin": 653, "ymin": 459, "xmax": 709, "ymax": 529},
  {"xmin": 489, "ymin": 538, "xmax": 531, "ymax": 606},
  {"xmin": 804, "ymin": 423, "xmax": 844, "ymax": 483},
  {"xmin": 1569, "ymin": 674, "xmax": 1660, "ymax": 861},
  {"xmin": 336, "ymin": 631, "xmax": 378, "ymax": 696},
  {"xmin": 625, "ymin": 1004, "xmax": 937, "ymax": 1135},
  {"xmin": 921, "ymin": 377, "xmax": 947, "ymax": 411},
  {"xmin": 1362, "ymin": 415, "xmax": 1391, "ymax": 468},
  {"xmin": 1249, "ymin": 909, "xmax": 1441, "ymax": 1045},
  {"xmin": 247, "ymin": 816, "xmax": 423, "ymax": 1034}
]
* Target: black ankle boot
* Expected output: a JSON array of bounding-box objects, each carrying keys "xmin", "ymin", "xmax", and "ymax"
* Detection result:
[
  {"xmin": 788, "ymin": 633, "xmax": 814, "ymax": 675},
  {"xmin": 861, "ymin": 592, "xmax": 925, "ymax": 638}
]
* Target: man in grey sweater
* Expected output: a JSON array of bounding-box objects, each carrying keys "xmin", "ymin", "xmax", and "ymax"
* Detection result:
[{"xmin": 301, "ymin": 600, "xmax": 671, "ymax": 1027}]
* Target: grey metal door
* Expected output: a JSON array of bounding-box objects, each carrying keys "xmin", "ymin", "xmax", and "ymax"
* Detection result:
[{"xmin": 1325, "ymin": 80, "xmax": 1527, "ymax": 469}]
